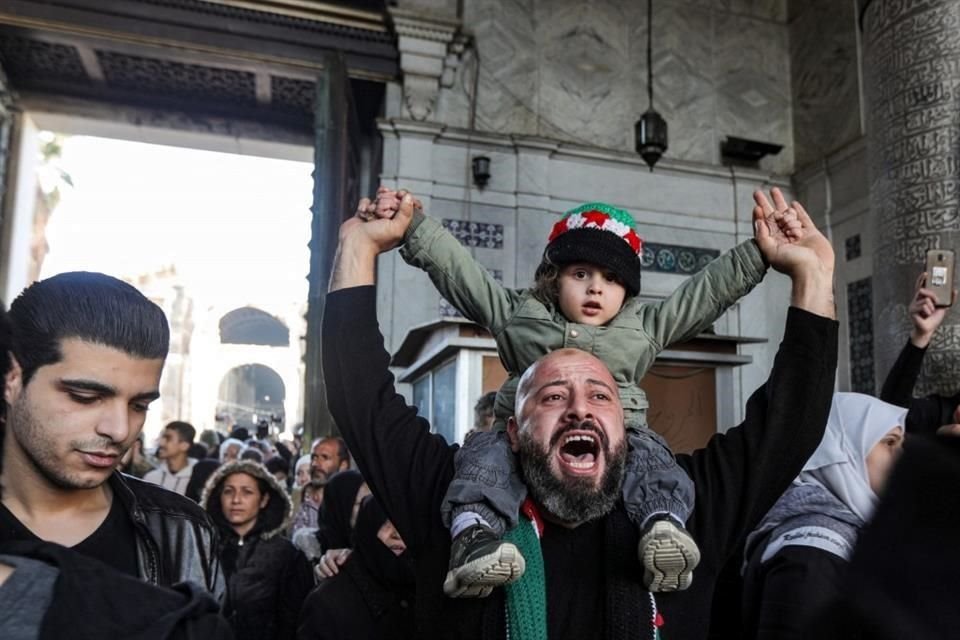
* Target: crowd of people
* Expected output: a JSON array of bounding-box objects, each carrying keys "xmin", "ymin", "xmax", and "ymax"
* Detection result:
[{"xmin": 0, "ymin": 184, "xmax": 957, "ymax": 639}]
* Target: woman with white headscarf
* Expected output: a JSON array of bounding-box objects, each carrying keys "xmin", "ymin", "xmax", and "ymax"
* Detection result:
[{"xmin": 741, "ymin": 392, "xmax": 907, "ymax": 640}]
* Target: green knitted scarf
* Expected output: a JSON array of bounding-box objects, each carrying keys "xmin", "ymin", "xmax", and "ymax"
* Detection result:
[
  {"xmin": 502, "ymin": 500, "xmax": 663, "ymax": 640},
  {"xmin": 503, "ymin": 502, "xmax": 547, "ymax": 640}
]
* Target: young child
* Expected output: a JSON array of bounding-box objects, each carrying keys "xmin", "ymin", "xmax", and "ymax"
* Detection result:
[{"xmin": 371, "ymin": 187, "xmax": 793, "ymax": 597}]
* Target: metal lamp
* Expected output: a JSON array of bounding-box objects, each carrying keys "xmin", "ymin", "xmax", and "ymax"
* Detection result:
[{"xmin": 635, "ymin": 0, "xmax": 667, "ymax": 171}]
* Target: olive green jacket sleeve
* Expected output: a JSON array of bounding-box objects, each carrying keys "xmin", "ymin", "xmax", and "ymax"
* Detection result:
[
  {"xmin": 636, "ymin": 239, "xmax": 767, "ymax": 351},
  {"xmin": 399, "ymin": 211, "xmax": 523, "ymax": 333}
]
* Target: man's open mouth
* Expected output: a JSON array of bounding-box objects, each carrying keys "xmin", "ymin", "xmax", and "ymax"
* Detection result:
[{"xmin": 557, "ymin": 432, "xmax": 602, "ymax": 472}]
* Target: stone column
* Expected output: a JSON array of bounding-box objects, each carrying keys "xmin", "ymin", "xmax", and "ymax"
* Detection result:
[{"xmin": 862, "ymin": 0, "xmax": 960, "ymax": 395}]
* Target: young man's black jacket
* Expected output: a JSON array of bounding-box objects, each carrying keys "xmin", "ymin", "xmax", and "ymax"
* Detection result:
[
  {"xmin": 322, "ymin": 287, "xmax": 838, "ymax": 640},
  {"xmin": 0, "ymin": 539, "xmax": 232, "ymax": 640},
  {"xmin": 111, "ymin": 472, "xmax": 225, "ymax": 599}
]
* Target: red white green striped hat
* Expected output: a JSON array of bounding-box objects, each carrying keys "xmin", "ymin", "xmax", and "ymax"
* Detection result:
[{"xmin": 542, "ymin": 202, "xmax": 644, "ymax": 294}]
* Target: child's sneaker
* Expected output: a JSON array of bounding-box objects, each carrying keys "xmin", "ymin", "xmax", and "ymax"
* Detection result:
[
  {"xmin": 638, "ymin": 517, "xmax": 700, "ymax": 592},
  {"xmin": 443, "ymin": 524, "xmax": 525, "ymax": 598}
]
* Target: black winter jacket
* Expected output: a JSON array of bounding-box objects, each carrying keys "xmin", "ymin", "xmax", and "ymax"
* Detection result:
[
  {"xmin": 880, "ymin": 340, "xmax": 960, "ymax": 434},
  {"xmin": 322, "ymin": 287, "xmax": 838, "ymax": 640},
  {"xmin": 0, "ymin": 539, "xmax": 232, "ymax": 640},
  {"xmin": 202, "ymin": 461, "xmax": 314, "ymax": 640},
  {"xmin": 297, "ymin": 557, "xmax": 416, "ymax": 640},
  {"xmin": 111, "ymin": 472, "xmax": 224, "ymax": 599}
]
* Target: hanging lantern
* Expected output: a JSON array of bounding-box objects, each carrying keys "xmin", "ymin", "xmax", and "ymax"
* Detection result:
[
  {"xmin": 636, "ymin": 109, "xmax": 667, "ymax": 170},
  {"xmin": 635, "ymin": 0, "xmax": 667, "ymax": 171}
]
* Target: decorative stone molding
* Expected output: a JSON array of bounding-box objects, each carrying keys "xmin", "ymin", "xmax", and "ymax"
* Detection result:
[
  {"xmin": 389, "ymin": 7, "xmax": 460, "ymax": 121},
  {"xmin": 441, "ymin": 32, "xmax": 471, "ymax": 89}
]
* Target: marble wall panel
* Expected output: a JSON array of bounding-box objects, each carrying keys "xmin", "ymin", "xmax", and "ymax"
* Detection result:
[
  {"xmin": 535, "ymin": 0, "xmax": 635, "ymax": 149},
  {"xmin": 640, "ymin": 2, "xmax": 717, "ymax": 165},
  {"xmin": 464, "ymin": 0, "xmax": 540, "ymax": 135},
  {"xmin": 714, "ymin": 11, "xmax": 793, "ymax": 174},
  {"xmin": 431, "ymin": 0, "xmax": 794, "ymax": 171},
  {"xmin": 516, "ymin": 208, "xmax": 555, "ymax": 288},
  {"xmin": 789, "ymin": 0, "xmax": 862, "ymax": 170}
]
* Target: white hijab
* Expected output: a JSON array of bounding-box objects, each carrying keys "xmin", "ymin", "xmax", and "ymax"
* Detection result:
[
  {"xmin": 218, "ymin": 437, "xmax": 246, "ymax": 463},
  {"xmin": 294, "ymin": 454, "xmax": 312, "ymax": 489},
  {"xmin": 797, "ymin": 392, "xmax": 907, "ymax": 522}
]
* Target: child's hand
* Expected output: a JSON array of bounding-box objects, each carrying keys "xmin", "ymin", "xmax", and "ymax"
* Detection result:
[
  {"xmin": 375, "ymin": 186, "xmax": 401, "ymax": 219},
  {"xmin": 775, "ymin": 208, "xmax": 803, "ymax": 241}
]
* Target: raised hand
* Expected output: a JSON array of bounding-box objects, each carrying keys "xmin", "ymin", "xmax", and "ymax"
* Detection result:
[
  {"xmin": 372, "ymin": 186, "xmax": 423, "ymax": 220},
  {"xmin": 753, "ymin": 187, "xmax": 834, "ymax": 278},
  {"xmin": 338, "ymin": 192, "xmax": 416, "ymax": 254},
  {"xmin": 909, "ymin": 272, "xmax": 956, "ymax": 348},
  {"xmin": 373, "ymin": 186, "xmax": 401, "ymax": 219}
]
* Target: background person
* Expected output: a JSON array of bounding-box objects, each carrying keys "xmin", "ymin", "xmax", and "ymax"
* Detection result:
[
  {"xmin": 202, "ymin": 460, "xmax": 313, "ymax": 640},
  {"xmin": 297, "ymin": 495, "xmax": 415, "ymax": 640},
  {"xmin": 294, "ymin": 469, "xmax": 369, "ymax": 568},
  {"xmin": 741, "ymin": 393, "xmax": 906, "ymax": 639},
  {"xmin": 806, "ymin": 430, "xmax": 960, "ymax": 639},
  {"xmin": 310, "ymin": 437, "xmax": 350, "ymax": 483},
  {"xmin": 880, "ymin": 272, "xmax": 959, "ymax": 435},
  {"xmin": 471, "ymin": 391, "xmax": 497, "ymax": 434},
  {"xmin": 144, "ymin": 421, "xmax": 198, "ymax": 495},
  {"xmin": 119, "ymin": 433, "xmax": 156, "ymax": 479}
]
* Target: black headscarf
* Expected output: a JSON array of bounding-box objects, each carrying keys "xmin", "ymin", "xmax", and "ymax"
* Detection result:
[
  {"xmin": 351, "ymin": 495, "xmax": 415, "ymax": 588},
  {"xmin": 316, "ymin": 469, "xmax": 365, "ymax": 551}
]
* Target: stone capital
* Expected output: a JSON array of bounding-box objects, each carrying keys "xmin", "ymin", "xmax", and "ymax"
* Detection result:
[{"xmin": 389, "ymin": 6, "xmax": 461, "ymax": 122}]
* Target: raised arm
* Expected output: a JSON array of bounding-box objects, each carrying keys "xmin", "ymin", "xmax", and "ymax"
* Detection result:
[
  {"xmin": 325, "ymin": 194, "xmax": 456, "ymax": 551},
  {"xmin": 639, "ymin": 187, "xmax": 808, "ymax": 349},
  {"xmin": 677, "ymin": 192, "xmax": 837, "ymax": 558},
  {"xmin": 638, "ymin": 236, "xmax": 767, "ymax": 349},
  {"xmin": 880, "ymin": 272, "xmax": 954, "ymax": 406},
  {"xmin": 370, "ymin": 188, "xmax": 520, "ymax": 332}
]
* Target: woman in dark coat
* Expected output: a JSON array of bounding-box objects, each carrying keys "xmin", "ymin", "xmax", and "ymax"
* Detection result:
[
  {"xmin": 742, "ymin": 393, "xmax": 907, "ymax": 639},
  {"xmin": 294, "ymin": 469, "xmax": 370, "ymax": 563},
  {"xmin": 297, "ymin": 495, "xmax": 416, "ymax": 640},
  {"xmin": 202, "ymin": 460, "xmax": 314, "ymax": 640}
]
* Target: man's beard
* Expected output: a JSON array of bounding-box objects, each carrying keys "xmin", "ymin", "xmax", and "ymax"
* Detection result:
[
  {"xmin": 517, "ymin": 420, "xmax": 627, "ymax": 526},
  {"xmin": 8, "ymin": 396, "xmax": 125, "ymax": 490}
]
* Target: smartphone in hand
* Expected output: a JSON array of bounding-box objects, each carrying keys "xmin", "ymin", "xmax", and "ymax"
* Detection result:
[{"xmin": 926, "ymin": 249, "xmax": 956, "ymax": 307}]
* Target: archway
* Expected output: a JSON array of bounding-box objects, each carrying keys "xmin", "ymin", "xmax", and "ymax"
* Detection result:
[
  {"xmin": 217, "ymin": 363, "xmax": 286, "ymax": 432},
  {"xmin": 219, "ymin": 306, "xmax": 290, "ymax": 346}
]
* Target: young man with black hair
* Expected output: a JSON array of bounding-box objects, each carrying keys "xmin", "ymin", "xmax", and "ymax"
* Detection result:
[
  {"xmin": 145, "ymin": 421, "xmax": 199, "ymax": 495},
  {"xmin": 0, "ymin": 272, "xmax": 223, "ymax": 598},
  {"xmin": 0, "ymin": 301, "xmax": 231, "ymax": 639}
]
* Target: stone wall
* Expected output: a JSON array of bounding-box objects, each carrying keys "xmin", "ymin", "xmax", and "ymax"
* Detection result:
[
  {"xmin": 788, "ymin": 0, "xmax": 863, "ymax": 170},
  {"xmin": 427, "ymin": 0, "xmax": 794, "ymax": 174}
]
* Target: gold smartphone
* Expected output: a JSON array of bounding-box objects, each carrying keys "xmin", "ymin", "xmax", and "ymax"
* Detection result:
[{"xmin": 926, "ymin": 249, "xmax": 956, "ymax": 307}]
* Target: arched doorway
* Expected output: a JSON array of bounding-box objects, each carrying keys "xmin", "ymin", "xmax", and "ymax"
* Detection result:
[
  {"xmin": 217, "ymin": 364, "xmax": 286, "ymax": 433},
  {"xmin": 219, "ymin": 306, "xmax": 290, "ymax": 347}
]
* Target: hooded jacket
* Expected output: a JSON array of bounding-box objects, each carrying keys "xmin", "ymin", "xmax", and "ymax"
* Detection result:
[{"xmin": 202, "ymin": 461, "xmax": 314, "ymax": 640}]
